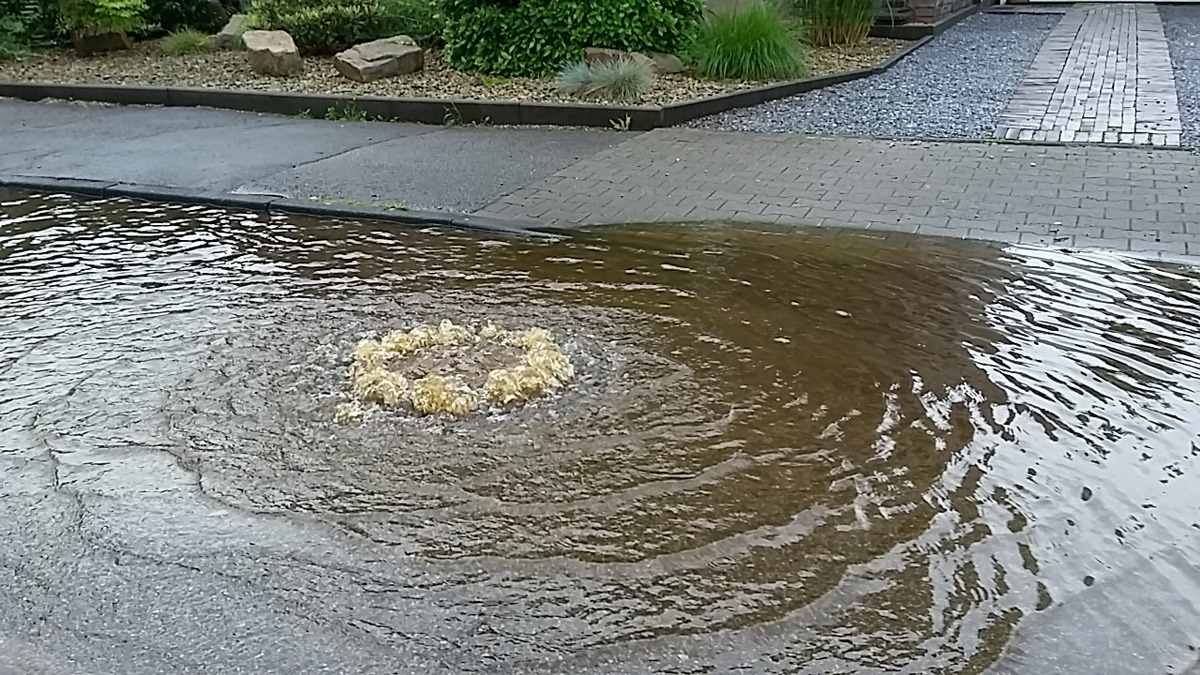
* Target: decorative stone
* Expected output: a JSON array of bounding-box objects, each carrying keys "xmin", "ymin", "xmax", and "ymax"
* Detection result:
[
  {"xmin": 242, "ymin": 30, "xmax": 302, "ymax": 77},
  {"xmin": 646, "ymin": 52, "xmax": 686, "ymax": 74},
  {"xmin": 334, "ymin": 35, "xmax": 423, "ymax": 83},
  {"xmin": 584, "ymin": 47, "xmax": 655, "ymax": 71},
  {"xmin": 72, "ymin": 31, "xmax": 132, "ymax": 57},
  {"xmin": 215, "ymin": 14, "xmax": 247, "ymax": 50}
]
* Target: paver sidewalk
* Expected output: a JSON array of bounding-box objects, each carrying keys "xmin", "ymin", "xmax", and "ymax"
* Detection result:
[
  {"xmin": 476, "ymin": 128, "xmax": 1200, "ymax": 256},
  {"xmin": 995, "ymin": 4, "xmax": 1183, "ymax": 146}
]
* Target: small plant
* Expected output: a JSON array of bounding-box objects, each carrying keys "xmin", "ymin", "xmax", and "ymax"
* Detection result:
[
  {"xmin": 610, "ymin": 115, "xmax": 632, "ymax": 132},
  {"xmin": 295, "ymin": 108, "xmax": 312, "ymax": 118},
  {"xmin": 482, "ymin": 75, "xmax": 506, "ymax": 86},
  {"xmin": 160, "ymin": 27, "xmax": 208, "ymax": 53},
  {"xmin": 554, "ymin": 58, "xmax": 653, "ymax": 104},
  {"xmin": 442, "ymin": 102, "xmax": 461, "ymax": 127},
  {"xmin": 325, "ymin": 101, "xmax": 369, "ymax": 121},
  {"xmin": 687, "ymin": 1, "xmax": 807, "ymax": 81},
  {"xmin": 797, "ymin": 0, "xmax": 877, "ymax": 46}
]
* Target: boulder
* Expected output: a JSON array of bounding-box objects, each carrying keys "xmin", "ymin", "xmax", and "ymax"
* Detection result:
[
  {"xmin": 215, "ymin": 14, "xmax": 247, "ymax": 50},
  {"xmin": 242, "ymin": 30, "xmax": 303, "ymax": 77},
  {"xmin": 72, "ymin": 31, "xmax": 132, "ymax": 56},
  {"xmin": 646, "ymin": 52, "xmax": 686, "ymax": 74},
  {"xmin": 584, "ymin": 47, "xmax": 655, "ymax": 71},
  {"xmin": 334, "ymin": 35, "xmax": 423, "ymax": 83}
]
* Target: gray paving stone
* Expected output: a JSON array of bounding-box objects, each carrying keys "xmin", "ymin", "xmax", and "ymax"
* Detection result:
[
  {"xmin": 996, "ymin": 5, "xmax": 1183, "ymax": 148},
  {"xmin": 476, "ymin": 130, "xmax": 1200, "ymax": 256}
]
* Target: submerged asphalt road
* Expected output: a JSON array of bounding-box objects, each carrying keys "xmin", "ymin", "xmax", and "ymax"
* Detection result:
[{"xmin": 0, "ymin": 97, "xmax": 622, "ymax": 212}]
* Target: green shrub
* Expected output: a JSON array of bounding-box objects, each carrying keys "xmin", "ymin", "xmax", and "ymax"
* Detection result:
[
  {"xmin": 161, "ymin": 26, "xmax": 208, "ymax": 52},
  {"xmin": 554, "ymin": 58, "xmax": 653, "ymax": 103},
  {"xmin": 0, "ymin": 17, "xmax": 34, "ymax": 59},
  {"xmin": 0, "ymin": 0, "xmax": 68, "ymax": 46},
  {"xmin": 688, "ymin": 1, "xmax": 806, "ymax": 81},
  {"xmin": 143, "ymin": 0, "xmax": 230, "ymax": 34},
  {"xmin": 443, "ymin": 0, "xmax": 704, "ymax": 78},
  {"xmin": 246, "ymin": 0, "xmax": 440, "ymax": 55},
  {"xmin": 58, "ymin": 0, "xmax": 148, "ymax": 34},
  {"xmin": 797, "ymin": 0, "xmax": 876, "ymax": 46}
]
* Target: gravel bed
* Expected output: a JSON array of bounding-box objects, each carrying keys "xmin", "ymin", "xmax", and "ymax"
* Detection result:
[
  {"xmin": 1160, "ymin": 6, "xmax": 1200, "ymax": 151},
  {"xmin": 0, "ymin": 39, "xmax": 904, "ymax": 107},
  {"xmin": 693, "ymin": 13, "xmax": 1059, "ymax": 139}
]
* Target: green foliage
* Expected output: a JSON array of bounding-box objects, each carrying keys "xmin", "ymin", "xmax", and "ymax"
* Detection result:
[
  {"xmin": 58, "ymin": 0, "xmax": 148, "ymax": 34},
  {"xmin": 246, "ymin": 0, "xmax": 441, "ymax": 55},
  {"xmin": 687, "ymin": 1, "xmax": 806, "ymax": 81},
  {"xmin": 795, "ymin": 0, "xmax": 876, "ymax": 46},
  {"xmin": 0, "ymin": 0, "xmax": 68, "ymax": 47},
  {"xmin": 0, "ymin": 17, "xmax": 34, "ymax": 59},
  {"xmin": 160, "ymin": 26, "xmax": 208, "ymax": 52},
  {"xmin": 143, "ymin": 0, "xmax": 230, "ymax": 34},
  {"xmin": 553, "ymin": 58, "xmax": 653, "ymax": 103},
  {"xmin": 443, "ymin": 0, "xmax": 704, "ymax": 77}
]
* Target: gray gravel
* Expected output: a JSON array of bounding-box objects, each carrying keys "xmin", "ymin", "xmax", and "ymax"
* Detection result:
[
  {"xmin": 694, "ymin": 13, "xmax": 1060, "ymax": 139},
  {"xmin": 1161, "ymin": 6, "xmax": 1200, "ymax": 151}
]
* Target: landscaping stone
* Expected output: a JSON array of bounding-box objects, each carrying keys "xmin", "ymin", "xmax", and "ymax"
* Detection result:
[
  {"xmin": 646, "ymin": 52, "xmax": 686, "ymax": 74},
  {"xmin": 334, "ymin": 35, "xmax": 423, "ymax": 83},
  {"xmin": 215, "ymin": 14, "xmax": 247, "ymax": 50},
  {"xmin": 694, "ymin": 13, "xmax": 1057, "ymax": 140},
  {"xmin": 1161, "ymin": 5, "xmax": 1200, "ymax": 150},
  {"xmin": 71, "ymin": 31, "xmax": 132, "ymax": 57},
  {"xmin": 585, "ymin": 47, "xmax": 655, "ymax": 71},
  {"xmin": 242, "ymin": 30, "xmax": 302, "ymax": 77}
]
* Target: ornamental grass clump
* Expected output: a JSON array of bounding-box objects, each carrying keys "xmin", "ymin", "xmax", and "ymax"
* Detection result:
[
  {"xmin": 798, "ymin": 0, "xmax": 877, "ymax": 47},
  {"xmin": 688, "ymin": 1, "xmax": 807, "ymax": 81},
  {"xmin": 553, "ymin": 58, "xmax": 654, "ymax": 103},
  {"xmin": 160, "ymin": 27, "xmax": 208, "ymax": 54}
]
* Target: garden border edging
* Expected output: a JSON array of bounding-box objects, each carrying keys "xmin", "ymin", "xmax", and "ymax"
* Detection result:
[
  {"xmin": 0, "ymin": 37, "xmax": 933, "ymax": 130},
  {"xmin": 0, "ymin": 174, "xmax": 559, "ymax": 239}
]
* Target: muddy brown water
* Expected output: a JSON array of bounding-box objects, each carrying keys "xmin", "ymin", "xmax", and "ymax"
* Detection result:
[{"xmin": 3, "ymin": 190, "xmax": 1200, "ymax": 673}]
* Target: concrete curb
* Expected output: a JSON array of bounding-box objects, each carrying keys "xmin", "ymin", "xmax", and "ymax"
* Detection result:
[
  {"xmin": 0, "ymin": 175, "xmax": 561, "ymax": 239},
  {"xmin": 0, "ymin": 38, "xmax": 937, "ymax": 130}
]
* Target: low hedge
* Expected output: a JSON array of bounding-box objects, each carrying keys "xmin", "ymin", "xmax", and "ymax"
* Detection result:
[{"xmin": 443, "ymin": 0, "xmax": 704, "ymax": 77}]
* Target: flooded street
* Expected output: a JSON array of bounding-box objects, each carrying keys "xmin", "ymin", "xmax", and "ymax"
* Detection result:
[{"xmin": 2, "ymin": 190, "xmax": 1200, "ymax": 674}]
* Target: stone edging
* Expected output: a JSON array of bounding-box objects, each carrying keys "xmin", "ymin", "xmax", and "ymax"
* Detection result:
[
  {"xmin": 870, "ymin": 4, "xmax": 982, "ymax": 40},
  {"xmin": 0, "ymin": 38, "xmax": 933, "ymax": 131},
  {"xmin": 0, "ymin": 175, "xmax": 559, "ymax": 239}
]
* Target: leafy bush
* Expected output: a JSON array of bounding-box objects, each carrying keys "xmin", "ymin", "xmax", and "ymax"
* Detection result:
[
  {"xmin": 443, "ymin": 0, "xmax": 704, "ymax": 77},
  {"xmin": 554, "ymin": 58, "xmax": 653, "ymax": 103},
  {"xmin": 161, "ymin": 26, "xmax": 208, "ymax": 52},
  {"xmin": 58, "ymin": 0, "xmax": 148, "ymax": 34},
  {"xmin": 796, "ymin": 0, "xmax": 876, "ymax": 46},
  {"xmin": 688, "ymin": 1, "xmax": 806, "ymax": 81},
  {"xmin": 143, "ymin": 0, "xmax": 230, "ymax": 34},
  {"xmin": 0, "ymin": 0, "xmax": 68, "ymax": 47},
  {"xmin": 246, "ymin": 0, "xmax": 440, "ymax": 55},
  {"xmin": 0, "ymin": 17, "xmax": 34, "ymax": 59}
]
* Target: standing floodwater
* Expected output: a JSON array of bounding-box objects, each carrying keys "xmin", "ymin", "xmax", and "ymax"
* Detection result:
[{"xmin": 2, "ymin": 190, "xmax": 1199, "ymax": 674}]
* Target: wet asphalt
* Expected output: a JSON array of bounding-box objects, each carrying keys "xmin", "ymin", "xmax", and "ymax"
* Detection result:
[{"xmin": 0, "ymin": 97, "xmax": 622, "ymax": 212}]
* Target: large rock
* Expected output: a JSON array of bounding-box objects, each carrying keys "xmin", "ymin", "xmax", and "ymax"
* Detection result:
[
  {"xmin": 72, "ymin": 31, "xmax": 132, "ymax": 56},
  {"xmin": 334, "ymin": 35, "xmax": 423, "ymax": 83},
  {"xmin": 646, "ymin": 52, "xmax": 686, "ymax": 74},
  {"xmin": 242, "ymin": 30, "xmax": 302, "ymax": 77},
  {"xmin": 584, "ymin": 47, "xmax": 654, "ymax": 71},
  {"xmin": 215, "ymin": 13, "xmax": 247, "ymax": 50}
]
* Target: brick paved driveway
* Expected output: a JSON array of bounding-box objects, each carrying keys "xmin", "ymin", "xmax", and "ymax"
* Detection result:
[{"xmin": 476, "ymin": 129, "xmax": 1200, "ymax": 256}]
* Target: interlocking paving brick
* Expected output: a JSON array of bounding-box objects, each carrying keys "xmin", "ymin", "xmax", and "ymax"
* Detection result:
[
  {"xmin": 996, "ymin": 4, "xmax": 1183, "ymax": 147},
  {"xmin": 477, "ymin": 129, "xmax": 1200, "ymax": 256}
]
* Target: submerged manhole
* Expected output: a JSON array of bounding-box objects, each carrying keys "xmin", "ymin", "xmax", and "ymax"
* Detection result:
[{"xmin": 335, "ymin": 320, "xmax": 575, "ymax": 423}]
